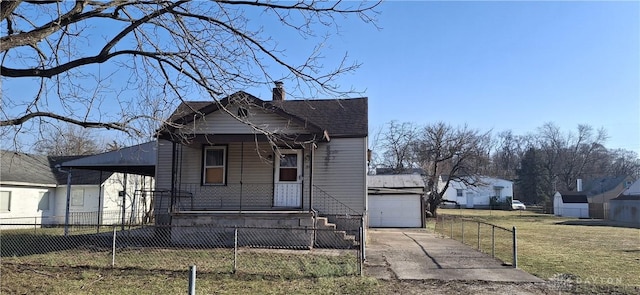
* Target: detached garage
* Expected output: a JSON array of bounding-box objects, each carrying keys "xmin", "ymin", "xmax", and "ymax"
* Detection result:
[{"xmin": 368, "ymin": 175, "xmax": 425, "ymax": 228}]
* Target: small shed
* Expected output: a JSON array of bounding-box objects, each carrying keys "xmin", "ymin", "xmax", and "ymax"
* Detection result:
[
  {"xmin": 553, "ymin": 192, "xmax": 589, "ymax": 218},
  {"xmin": 367, "ymin": 175, "xmax": 425, "ymax": 228}
]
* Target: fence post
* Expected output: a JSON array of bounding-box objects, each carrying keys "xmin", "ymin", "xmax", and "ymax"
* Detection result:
[
  {"xmin": 233, "ymin": 228, "xmax": 238, "ymax": 274},
  {"xmin": 361, "ymin": 216, "xmax": 366, "ymax": 261},
  {"xmin": 491, "ymin": 225, "xmax": 495, "ymax": 258},
  {"xmin": 188, "ymin": 265, "xmax": 196, "ymax": 295},
  {"xmin": 461, "ymin": 219, "xmax": 465, "ymax": 244},
  {"xmin": 477, "ymin": 222, "xmax": 480, "ymax": 250},
  {"xmin": 34, "ymin": 217, "xmax": 37, "ymax": 234},
  {"xmin": 359, "ymin": 225, "xmax": 364, "ymax": 276},
  {"xmin": 111, "ymin": 226, "xmax": 116, "ymax": 267},
  {"xmin": 512, "ymin": 226, "xmax": 517, "ymax": 268}
]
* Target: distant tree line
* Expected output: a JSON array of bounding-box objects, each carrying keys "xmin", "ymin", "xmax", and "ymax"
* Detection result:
[{"xmin": 371, "ymin": 121, "xmax": 640, "ymax": 215}]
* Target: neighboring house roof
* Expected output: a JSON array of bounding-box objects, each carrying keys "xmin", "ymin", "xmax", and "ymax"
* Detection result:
[
  {"xmin": 0, "ymin": 150, "xmax": 114, "ymax": 186},
  {"xmin": 162, "ymin": 91, "xmax": 368, "ymax": 139},
  {"xmin": 611, "ymin": 194, "xmax": 640, "ymax": 201},
  {"xmin": 49, "ymin": 156, "xmax": 114, "ymax": 185},
  {"xmin": 60, "ymin": 141, "xmax": 156, "ymax": 176},
  {"xmin": 579, "ymin": 176, "xmax": 632, "ymax": 196},
  {"xmin": 0, "ymin": 150, "xmax": 57, "ymax": 186},
  {"xmin": 557, "ymin": 193, "xmax": 589, "ymax": 203}
]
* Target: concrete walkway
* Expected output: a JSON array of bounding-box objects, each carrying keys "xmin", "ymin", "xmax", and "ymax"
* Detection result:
[{"xmin": 365, "ymin": 229, "xmax": 544, "ymax": 282}]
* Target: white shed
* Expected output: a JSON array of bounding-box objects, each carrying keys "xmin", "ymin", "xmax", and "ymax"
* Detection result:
[
  {"xmin": 553, "ymin": 192, "xmax": 589, "ymax": 218},
  {"xmin": 367, "ymin": 175, "xmax": 425, "ymax": 228}
]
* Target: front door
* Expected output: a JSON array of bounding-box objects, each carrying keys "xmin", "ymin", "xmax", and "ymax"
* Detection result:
[{"xmin": 274, "ymin": 150, "xmax": 303, "ymax": 207}]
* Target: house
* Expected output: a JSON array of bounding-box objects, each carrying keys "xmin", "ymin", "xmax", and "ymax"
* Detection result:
[
  {"xmin": 439, "ymin": 176, "xmax": 513, "ymax": 209},
  {"xmin": 0, "ymin": 144, "xmax": 154, "ymax": 229},
  {"xmin": 154, "ymin": 84, "xmax": 368, "ymax": 248},
  {"xmin": 367, "ymin": 174, "xmax": 425, "ymax": 228},
  {"xmin": 555, "ymin": 177, "xmax": 635, "ymax": 219},
  {"xmin": 553, "ymin": 192, "xmax": 589, "ymax": 218},
  {"xmin": 608, "ymin": 179, "xmax": 640, "ymax": 226}
]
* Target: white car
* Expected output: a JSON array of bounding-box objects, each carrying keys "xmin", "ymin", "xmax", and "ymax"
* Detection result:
[{"xmin": 511, "ymin": 200, "xmax": 526, "ymax": 210}]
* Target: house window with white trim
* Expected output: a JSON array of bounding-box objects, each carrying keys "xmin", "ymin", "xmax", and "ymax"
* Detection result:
[
  {"xmin": 456, "ymin": 189, "xmax": 463, "ymax": 197},
  {"xmin": 38, "ymin": 191, "xmax": 50, "ymax": 211},
  {"xmin": 0, "ymin": 191, "xmax": 11, "ymax": 212},
  {"xmin": 71, "ymin": 189, "xmax": 84, "ymax": 206},
  {"xmin": 203, "ymin": 146, "xmax": 227, "ymax": 185}
]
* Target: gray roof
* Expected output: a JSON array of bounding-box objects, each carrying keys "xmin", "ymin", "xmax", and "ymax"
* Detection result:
[
  {"xmin": 368, "ymin": 175, "xmax": 425, "ymax": 188},
  {"xmin": 580, "ymin": 176, "xmax": 631, "ymax": 196},
  {"xmin": 162, "ymin": 91, "xmax": 368, "ymax": 139},
  {"xmin": 1, "ymin": 151, "xmax": 56, "ymax": 185},
  {"xmin": 612, "ymin": 194, "xmax": 640, "ymax": 201},
  {"xmin": 0, "ymin": 151, "xmax": 112, "ymax": 186}
]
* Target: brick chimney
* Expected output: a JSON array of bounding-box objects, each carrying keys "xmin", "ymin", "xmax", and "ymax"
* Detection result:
[{"xmin": 272, "ymin": 81, "xmax": 285, "ymax": 101}]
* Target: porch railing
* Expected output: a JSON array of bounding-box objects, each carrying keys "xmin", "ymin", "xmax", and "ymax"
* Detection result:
[
  {"xmin": 312, "ymin": 185, "xmax": 361, "ymax": 217},
  {"xmin": 168, "ymin": 183, "xmax": 286, "ymax": 212}
]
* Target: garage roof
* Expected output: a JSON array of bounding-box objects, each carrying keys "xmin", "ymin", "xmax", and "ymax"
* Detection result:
[{"xmin": 368, "ymin": 175, "xmax": 425, "ymax": 195}]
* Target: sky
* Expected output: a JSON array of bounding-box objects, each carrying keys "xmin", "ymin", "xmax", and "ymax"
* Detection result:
[
  {"xmin": 249, "ymin": 1, "xmax": 640, "ymax": 154},
  {"xmin": 2, "ymin": 1, "xmax": 639, "ymax": 155}
]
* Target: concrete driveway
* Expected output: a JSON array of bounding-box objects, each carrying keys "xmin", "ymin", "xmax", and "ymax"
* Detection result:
[{"xmin": 365, "ymin": 229, "xmax": 543, "ymax": 282}]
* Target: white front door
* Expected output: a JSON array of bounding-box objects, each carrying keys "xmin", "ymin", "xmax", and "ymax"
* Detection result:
[{"xmin": 274, "ymin": 150, "xmax": 303, "ymax": 207}]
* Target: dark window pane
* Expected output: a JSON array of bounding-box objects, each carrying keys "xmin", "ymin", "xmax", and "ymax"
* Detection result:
[
  {"xmin": 279, "ymin": 168, "xmax": 297, "ymax": 181},
  {"xmin": 206, "ymin": 149, "xmax": 224, "ymax": 166}
]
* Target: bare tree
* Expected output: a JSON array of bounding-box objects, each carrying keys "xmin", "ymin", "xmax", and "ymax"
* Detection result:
[
  {"xmin": 536, "ymin": 123, "xmax": 608, "ymax": 192},
  {"xmin": 412, "ymin": 122, "xmax": 491, "ymax": 217},
  {"xmin": 33, "ymin": 124, "xmax": 101, "ymax": 156},
  {"xmin": 377, "ymin": 121, "xmax": 419, "ymax": 173},
  {"xmin": 1, "ymin": 0, "xmax": 380, "ymax": 147}
]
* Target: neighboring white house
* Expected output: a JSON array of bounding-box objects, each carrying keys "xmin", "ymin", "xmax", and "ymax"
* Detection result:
[
  {"xmin": 439, "ymin": 176, "xmax": 513, "ymax": 209},
  {"xmin": 0, "ymin": 145, "xmax": 154, "ymax": 229},
  {"xmin": 368, "ymin": 174, "xmax": 425, "ymax": 228},
  {"xmin": 553, "ymin": 192, "xmax": 589, "ymax": 218}
]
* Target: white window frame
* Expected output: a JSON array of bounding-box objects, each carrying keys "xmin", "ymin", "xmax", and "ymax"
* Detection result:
[
  {"xmin": 0, "ymin": 191, "xmax": 11, "ymax": 212},
  {"xmin": 38, "ymin": 191, "xmax": 50, "ymax": 211},
  {"xmin": 203, "ymin": 146, "xmax": 227, "ymax": 185},
  {"xmin": 456, "ymin": 189, "xmax": 463, "ymax": 197},
  {"xmin": 71, "ymin": 189, "xmax": 85, "ymax": 206}
]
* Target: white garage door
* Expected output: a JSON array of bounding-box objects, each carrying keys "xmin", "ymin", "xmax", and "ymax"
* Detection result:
[{"xmin": 368, "ymin": 194, "xmax": 422, "ymax": 228}]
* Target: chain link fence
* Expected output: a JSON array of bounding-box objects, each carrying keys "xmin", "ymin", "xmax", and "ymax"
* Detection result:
[
  {"xmin": 434, "ymin": 214, "xmax": 517, "ymax": 268},
  {"xmin": 1, "ymin": 223, "xmax": 364, "ymax": 279}
]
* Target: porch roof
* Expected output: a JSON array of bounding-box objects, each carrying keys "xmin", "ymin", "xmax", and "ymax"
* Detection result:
[{"xmin": 59, "ymin": 141, "xmax": 156, "ymax": 177}]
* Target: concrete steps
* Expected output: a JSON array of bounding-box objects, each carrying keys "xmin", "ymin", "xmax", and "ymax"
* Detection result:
[{"xmin": 314, "ymin": 217, "xmax": 358, "ymax": 249}]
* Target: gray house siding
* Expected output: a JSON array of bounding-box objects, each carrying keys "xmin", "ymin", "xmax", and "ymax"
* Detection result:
[
  {"xmin": 155, "ymin": 139, "xmax": 316, "ymax": 211},
  {"xmin": 313, "ymin": 137, "xmax": 367, "ymax": 214},
  {"xmin": 182, "ymin": 104, "xmax": 309, "ymax": 135}
]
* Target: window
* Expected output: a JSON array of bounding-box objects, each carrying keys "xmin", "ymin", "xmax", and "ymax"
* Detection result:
[
  {"xmin": 38, "ymin": 192, "xmax": 50, "ymax": 211},
  {"xmin": 71, "ymin": 189, "xmax": 84, "ymax": 206},
  {"xmin": 0, "ymin": 191, "xmax": 10, "ymax": 212},
  {"xmin": 278, "ymin": 153, "xmax": 298, "ymax": 181},
  {"xmin": 456, "ymin": 189, "xmax": 463, "ymax": 197},
  {"xmin": 203, "ymin": 146, "xmax": 227, "ymax": 185}
]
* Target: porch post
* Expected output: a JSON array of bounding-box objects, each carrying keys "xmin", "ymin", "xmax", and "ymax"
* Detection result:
[
  {"xmin": 309, "ymin": 143, "xmax": 314, "ymax": 213},
  {"xmin": 170, "ymin": 141, "xmax": 177, "ymax": 212}
]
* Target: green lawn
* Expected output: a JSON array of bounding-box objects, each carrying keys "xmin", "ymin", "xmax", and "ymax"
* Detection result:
[{"xmin": 435, "ymin": 209, "xmax": 640, "ymax": 287}]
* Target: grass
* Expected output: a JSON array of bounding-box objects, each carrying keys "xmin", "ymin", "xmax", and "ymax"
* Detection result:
[
  {"xmin": 1, "ymin": 227, "xmax": 368, "ymax": 294},
  {"xmin": 1, "ymin": 263, "xmax": 381, "ymax": 295},
  {"xmin": 434, "ymin": 209, "xmax": 640, "ymax": 287}
]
